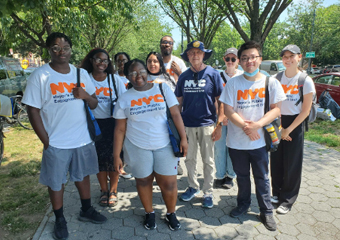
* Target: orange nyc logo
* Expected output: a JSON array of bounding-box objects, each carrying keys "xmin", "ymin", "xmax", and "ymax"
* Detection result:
[
  {"xmin": 131, "ymin": 94, "xmax": 164, "ymax": 107},
  {"xmin": 166, "ymin": 68, "xmax": 175, "ymax": 76},
  {"xmin": 50, "ymin": 82, "xmax": 85, "ymax": 95},
  {"xmin": 237, "ymin": 88, "xmax": 265, "ymax": 100},
  {"xmin": 95, "ymin": 87, "xmax": 112, "ymax": 96},
  {"xmin": 282, "ymin": 84, "xmax": 299, "ymax": 94}
]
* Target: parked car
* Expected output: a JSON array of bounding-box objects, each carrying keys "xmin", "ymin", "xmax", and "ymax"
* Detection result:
[
  {"xmin": 311, "ymin": 67, "xmax": 321, "ymax": 74},
  {"xmin": 0, "ymin": 57, "xmax": 27, "ymax": 97},
  {"xmin": 260, "ymin": 60, "xmax": 286, "ymax": 75},
  {"xmin": 313, "ymin": 73, "xmax": 340, "ymax": 105},
  {"xmin": 323, "ymin": 65, "xmax": 340, "ymax": 74}
]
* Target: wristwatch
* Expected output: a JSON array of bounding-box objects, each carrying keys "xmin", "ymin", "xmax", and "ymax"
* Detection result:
[{"xmin": 217, "ymin": 121, "xmax": 223, "ymax": 126}]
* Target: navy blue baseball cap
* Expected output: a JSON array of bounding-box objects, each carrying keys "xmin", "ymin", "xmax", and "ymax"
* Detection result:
[{"xmin": 181, "ymin": 40, "xmax": 212, "ymax": 62}]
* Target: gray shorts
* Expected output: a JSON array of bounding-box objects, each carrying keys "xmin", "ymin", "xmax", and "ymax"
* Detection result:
[
  {"xmin": 40, "ymin": 143, "xmax": 99, "ymax": 191},
  {"xmin": 123, "ymin": 138, "xmax": 178, "ymax": 179}
]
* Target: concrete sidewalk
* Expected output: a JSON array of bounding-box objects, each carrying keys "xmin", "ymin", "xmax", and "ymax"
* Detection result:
[{"xmin": 33, "ymin": 140, "xmax": 340, "ymax": 240}]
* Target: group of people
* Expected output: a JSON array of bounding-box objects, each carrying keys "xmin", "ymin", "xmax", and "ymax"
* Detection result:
[{"xmin": 22, "ymin": 31, "xmax": 315, "ymax": 239}]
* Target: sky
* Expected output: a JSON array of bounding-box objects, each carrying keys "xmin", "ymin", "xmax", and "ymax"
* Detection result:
[{"xmin": 163, "ymin": 0, "xmax": 339, "ymax": 50}]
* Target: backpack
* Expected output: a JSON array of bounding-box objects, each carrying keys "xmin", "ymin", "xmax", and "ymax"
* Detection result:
[{"xmin": 276, "ymin": 71, "xmax": 317, "ymax": 131}]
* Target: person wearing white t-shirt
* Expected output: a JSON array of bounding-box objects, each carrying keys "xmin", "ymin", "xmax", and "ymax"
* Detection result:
[
  {"xmin": 114, "ymin": 52, "xmax": 131, "ymax": 89},
  {"xmin": 80, "ymin": 48, "xmax": 127, "ymax": 208},
  {"xmin": 220, "ymin": 41, "xmax": 286, "ymax": 231},
  {"xmin": 146, "ymin": 51, "xmax": 176, "ymax": 91},
  {"xmin": 113, "ymin": 59, "xmax": 188, "ymax": 231},
  {"xmin": 214, "ymin": 47, "xmax": 243, "ymax": 190},
  {"xmin": 160, "ymin": 35, "xmax": 187, "ymax": 84},
  {"xmin": 270, "ymin": 45, "xmax": 316, "ymax": 215},
  {"xmin": 22, "ymin": 32, "xmax": 107, "ymax": 240}
]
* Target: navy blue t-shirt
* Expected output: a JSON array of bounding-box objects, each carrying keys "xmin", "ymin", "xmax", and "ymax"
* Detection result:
[{"xmin": 175, "ymin": 66, "xmax": 224, "ymax": 127}]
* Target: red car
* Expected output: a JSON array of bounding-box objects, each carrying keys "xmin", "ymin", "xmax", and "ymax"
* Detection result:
[{"xmin": 313, "ymin": 73, "xmax": 340, "ymax": 105}]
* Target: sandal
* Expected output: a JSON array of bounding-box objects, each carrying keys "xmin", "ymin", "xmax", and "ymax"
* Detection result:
[
  {"xmin": 99, "ymin": 191, "xmax": 109, "ymax": 207},
  {"xmin": 108, "ymin": 192, "xmax": 118, "ymax": 207}
]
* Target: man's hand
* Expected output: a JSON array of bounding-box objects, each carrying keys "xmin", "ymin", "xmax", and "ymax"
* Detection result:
[
  {"xmin": 211, "ymin": 125, "xmax": 222, "ymax": 142},
  {"xmin": 171, "ymin": 61, "xmax": 182, "ymax": 76}
]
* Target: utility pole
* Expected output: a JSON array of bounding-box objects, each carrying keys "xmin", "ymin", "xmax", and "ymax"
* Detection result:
[{"xmin": 308, "ymin": 8, "xmax": 316, "ymax": 74}]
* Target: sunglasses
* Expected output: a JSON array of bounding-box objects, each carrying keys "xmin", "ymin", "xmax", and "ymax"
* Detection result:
[
  {"xmin": 193, "ymin": 73, "xmax": 198, "ymax": 84},
  {"xmin": 225, "ymin": 57, "xmax": 236, "ymax": 62}
]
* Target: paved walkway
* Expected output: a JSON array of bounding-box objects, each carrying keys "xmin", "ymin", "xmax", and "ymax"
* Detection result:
[{"xmin": 33, "ymin": 140, "xmax": 340, "ymax": 240}]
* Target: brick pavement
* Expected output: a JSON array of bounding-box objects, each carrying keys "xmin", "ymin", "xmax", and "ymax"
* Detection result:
[{"xmin": 33, "ymin": 140, "xmax": 340, "ymax": 240}]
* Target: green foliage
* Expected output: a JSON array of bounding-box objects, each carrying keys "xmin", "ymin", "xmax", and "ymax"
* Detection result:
[{"xmin": 285, "ymin": 1, "xmax": 340, "ymax": 65}]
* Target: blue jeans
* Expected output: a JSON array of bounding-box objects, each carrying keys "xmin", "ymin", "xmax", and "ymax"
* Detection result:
[
  {"xmin": 229, "ymin": 147, "xmax": 273, "ymax": 215},
  {"xmin": 214, "ymin": 125, "xmax": 236, "ymax": 179}
]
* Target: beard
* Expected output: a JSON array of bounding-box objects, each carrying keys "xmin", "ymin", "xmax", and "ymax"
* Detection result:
[{"xmin": 162, "ymin": 48, "xmax": 172, "ymax": 56}]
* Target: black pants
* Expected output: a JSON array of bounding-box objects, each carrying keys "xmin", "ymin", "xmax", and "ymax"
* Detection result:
[{"xmin": 270, "ymin": 114, "xmax": 304, "ymax": 208}]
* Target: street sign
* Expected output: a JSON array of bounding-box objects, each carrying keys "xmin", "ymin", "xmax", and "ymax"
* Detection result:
[
  {"xmin": 21, "ymin": 59, "xmax": 29, "ymax": 69},
  {"xmin": 306, "ymin": 52, "xmax": 315, "ymax": 58}
]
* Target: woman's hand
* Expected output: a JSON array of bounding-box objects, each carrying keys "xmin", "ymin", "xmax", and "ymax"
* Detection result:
[
  {"xmin": 180, "ymin": 138, "xmax": 188, "ymax": 157},
  {"xmin": 281, "ymin": 128, "xmax": 292, "ymax": 141},
  {"xmin": 114, "ymin": 157, "xmax": 123, "ymax": 174}
]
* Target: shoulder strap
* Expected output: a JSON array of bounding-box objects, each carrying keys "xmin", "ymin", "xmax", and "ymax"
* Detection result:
[
  {"xmin": 159, "ymin": 83, "xmax": 171, "ymax": 118},
  {"xmin": 107, "ymin": 74, "xmax": 119, "ymax": 116},
  {"xmin": 295, "ymin": 72, "xmax": 308, "ymax": 106},
  {"xmin": 220, "ymin": 71, "xmax": 227, "ymax": 84},
  {"xmin": 77, "ymin": 68, "xmax": 80, "ymax": 87},
  {"xmin": 264, "ymin": 76, "xmax": 270, "ymax": 113},
  {"xmin": 276, "ymin": 71, "xmax": 284, "ymax": 82}
]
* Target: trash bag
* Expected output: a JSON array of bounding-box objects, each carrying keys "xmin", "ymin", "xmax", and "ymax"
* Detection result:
[{"xmin": 319, "ymin": 90, "xmax": 340, "ymax": 119}]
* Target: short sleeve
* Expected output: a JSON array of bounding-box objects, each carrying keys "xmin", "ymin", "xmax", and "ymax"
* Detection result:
[
  {"xmin": 268, "ymin": 77, "xmax": 286, "ymax": 105},
  {"xmin": 22, "ymin": 70, "xmax": 43, "ymax": 109},
  {"xmin": 80, "ymin": 68, "xmax": 96, "ymax": 95},
  {"xmin": 214, "ymin": 71, "xmax": 224, "ymax": 97},
  {"xmin": 174, "ymin": 77, "xmax": 183, "ymax": 97},
  {"xmin": 303, "ymin": 76, "xmax": 316, "ymax": 95},
  {"xmin": 219, "ymin": 79, "xmax": 234, "ymax": 107},
  {"xmin": 112, "ymin": 99, "xmax": 127, "ymax": 119}
]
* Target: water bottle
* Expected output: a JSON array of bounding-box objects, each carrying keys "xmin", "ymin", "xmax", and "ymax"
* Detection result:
[{"xmin": 265, "ymin": 123, "xmax": 280, "ymax": 145}]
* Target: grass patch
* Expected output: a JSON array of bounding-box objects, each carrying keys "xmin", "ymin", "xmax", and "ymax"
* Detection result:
[
  {"xmin": 0, "ymin": 126, "xmax": 49, "ymax": 240},
  {"xmin": 305, "ymin": 119, "xmax": 340, "ymax": 151}
]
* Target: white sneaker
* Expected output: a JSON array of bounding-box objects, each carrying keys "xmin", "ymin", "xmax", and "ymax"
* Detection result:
[
  {"xmin": 270, "ymin": 196, "xmax": 279, "ymax": 204},
  {"xmin": 120, "ymin": 173, "xmax": 132, "ymax": 179},
  {"xmin": 276, "ymin": 205, "xmax": 290, "ymax": 214}
]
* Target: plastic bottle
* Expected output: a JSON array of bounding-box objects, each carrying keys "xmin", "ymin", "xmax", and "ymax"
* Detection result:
[{"xmin": 265, "ymin": 123, "xmax": 280, "ymax": 145}]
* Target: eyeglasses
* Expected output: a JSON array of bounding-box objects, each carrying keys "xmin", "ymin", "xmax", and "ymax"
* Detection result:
[
  {"xmin": 50, "ymin": 46, "xmax": 71, "ymax": 53},
  {"xmin": 128, "ymin": 70, "xmax": 147, "ymax": 78},
  {"xmin": 240, "ymin": 56, "xmax": 261, "ymax": 62},
  {"xmin": 117, "ymin": 59, "xmax": 128, "ymax": 64},
  {"xmin": 225, "ymin": 57, "xmax": 236, "ymax": 62},
  {"xmin": 161, "ymin": 40, "xmax": 174, "ymax": 46},
  {"xmin": 93, "ymin": 58, "xmax": 109, "ymax": 64}
]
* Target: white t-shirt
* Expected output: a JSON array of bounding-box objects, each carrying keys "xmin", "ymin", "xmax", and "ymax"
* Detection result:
[
  {"xmin": 274, "ymin": 71, "xmax": 316, "ymax": 115},
  {"xmin": 113, "ymin": 83, "xmax": 178, "ymax": 150},
  {"xmin": 164, "ymin": 55, "xmax": 187, "ymax": 83},
  {"xmin": 221, "ymin": 69, "xmax": 243, "ymax": 87},
  {"xmin": 147, "ymin": 74, "xmax": 176, "ymax": 92},
  {"xmin": 118, "ymin": 75, "xmax": 129, "ymax": 89},
  {"xmin": 90, "ymin": 73, "xmax": 127, "ymax": 119},
  {"xmin": 220, "ymin": 74, "xmax": 286, "ymax": 150},
  {"xmin": 22, "ymin": 64, "xmax": 96, "ymax": 149}
]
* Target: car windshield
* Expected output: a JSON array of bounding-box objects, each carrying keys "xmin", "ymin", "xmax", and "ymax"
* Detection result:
[{"xmin": 277, "ymin": 62, "xmax": 286, "ymax": 71}]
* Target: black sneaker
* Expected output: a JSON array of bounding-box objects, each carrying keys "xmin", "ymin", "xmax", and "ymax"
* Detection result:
[
  {"xmin": 177, "ymin": 162, "xmax": 183, "ymax": 175},
  {"xmin": 53, "ymin": 217, "xmax": 68, "ymax": 240},
  {"xmin": 214, "ymin": 179, "xmax": 224, "ymax": 188},
  {"xmin": 165, "ymin": 213, "xmax": 181, "ymax": 231},
  {"xmin": 230, "ymin": 205, "xmax": 251, "ymax": 218},
  {"xmin": 222, "ymin": 177, "xmax": 234, "ymax": 189},
  {"xmin": 259, "ymin": 213, "xmax": 277, "ymax": 231},
  {"xmin": 144, "ymin": 212, "xmax": 157, "ymax": 230},
  {"xmin": 78, "ymin": 206, "xmax": 107, "ymax": 224}
]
